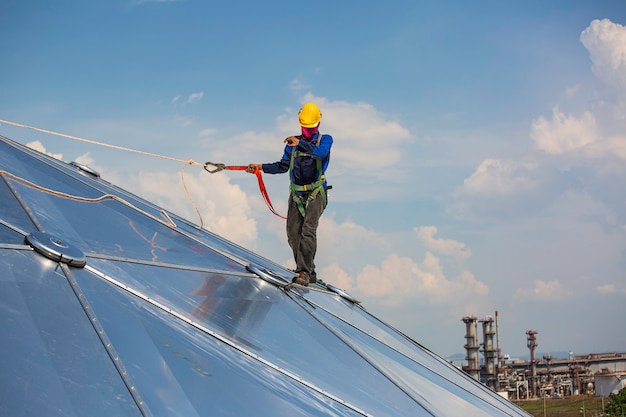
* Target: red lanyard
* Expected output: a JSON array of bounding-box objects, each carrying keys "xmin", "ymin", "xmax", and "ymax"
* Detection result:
[{"xmin": 204, "ymin": 163, "xmax": 286, "ymax": 219}]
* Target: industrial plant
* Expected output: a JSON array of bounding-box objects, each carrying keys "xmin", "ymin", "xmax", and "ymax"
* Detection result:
[{"xmin": 460, "ymin": 313, "xmax": 626, "ymax": 400}]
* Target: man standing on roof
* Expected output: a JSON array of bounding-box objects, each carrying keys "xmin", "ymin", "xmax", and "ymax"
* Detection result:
[{"xmin": 247, "ymin": 102, "xmax": 333, "ymax": 287}]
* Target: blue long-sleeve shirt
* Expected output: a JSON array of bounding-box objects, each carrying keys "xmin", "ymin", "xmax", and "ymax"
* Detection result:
[{"xmin": 262, "ymin": 132, "xmax": 332, "ymax": 195}]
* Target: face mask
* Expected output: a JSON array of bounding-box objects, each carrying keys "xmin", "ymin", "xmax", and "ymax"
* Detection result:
[{"xmin": 301, "ymin": 125, "xmax": 319, "ymax": 138}]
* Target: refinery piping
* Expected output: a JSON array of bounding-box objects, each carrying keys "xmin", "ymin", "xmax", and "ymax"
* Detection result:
[{"xmin": 460, "ymin": 312, "xmax": 626, "ymax": 400}]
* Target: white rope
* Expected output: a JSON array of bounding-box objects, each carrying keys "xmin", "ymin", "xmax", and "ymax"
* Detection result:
[
  {"xmin": 0, "ymin": 118, "xmax": 206, "ymax": 228},
  {"xmin": 0, "ymin": 169, "xmax": 177, "ymax": 228}
]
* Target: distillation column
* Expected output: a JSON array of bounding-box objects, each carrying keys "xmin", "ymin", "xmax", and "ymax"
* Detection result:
[
  {"xmin": 462, "ymin": 316, "xmax": 480, "ymax": 381},
  {"xmin": 526, "ymin": 330, "xmax": 538, "ymax": 397},
  {"xmin": 481, "ymin": 315, "xmax": 497, "ymax": 390}
]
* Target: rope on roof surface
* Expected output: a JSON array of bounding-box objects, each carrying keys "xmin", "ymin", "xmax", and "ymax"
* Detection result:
[
  {"xmin": 0, "ymin": 169, "xmax": 177, "ymax": 228},
  {"xmin": 0, "ymin": 118, "xmax": 287, "ymax": 227}
]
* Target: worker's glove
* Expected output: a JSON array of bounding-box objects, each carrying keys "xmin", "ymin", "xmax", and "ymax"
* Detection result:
[
  {"xmin": 284, "ymin": 136, "xmax": 299, "ymax": 147},
  {"xmin": 246, "ymin": 164, "xmax": 262, "ymax": 173}
]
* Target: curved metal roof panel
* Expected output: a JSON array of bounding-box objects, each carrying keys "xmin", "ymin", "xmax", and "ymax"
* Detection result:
[{"xmin": 0, "ymin": 134, "xmax": 530, "ymax": 416}]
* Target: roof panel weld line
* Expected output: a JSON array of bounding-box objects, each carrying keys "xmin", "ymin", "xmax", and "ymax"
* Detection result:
[
  {"xmin": 61, "ymin": 263, "xmax": 153, "ymax": 417},
  {"xmin": 289, "ymin": 293, "xmax": 438, "ymax": 416},
  {"xmin": 294, "ymin": 292, "xmax": 508, "ymax": 413},
  {"xmin": 85, "ymin": 252, "xmax": 255, "ymax": 276},
  {"xmin": 84, "ymin": 264, "xmax": 371, "ymax": 417}
]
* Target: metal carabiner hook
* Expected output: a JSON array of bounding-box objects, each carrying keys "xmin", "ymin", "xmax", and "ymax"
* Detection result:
[{"xmin": 203, "ymin": 161, "xmax": 226, "ymax": 174}]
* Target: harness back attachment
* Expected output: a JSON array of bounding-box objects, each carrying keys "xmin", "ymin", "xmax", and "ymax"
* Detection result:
[{"xmin": 288, "ymin": 135, "xmax": 327, "ymax": 217}]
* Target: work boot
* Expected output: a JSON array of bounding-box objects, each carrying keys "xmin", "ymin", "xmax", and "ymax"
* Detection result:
[
  {"xmin": 309, "ymin": 272, "xmax": 317, "ymax": 284},
  {"xmin": 293, "ymin": 272, "xmax": 309, "ymax": 286}
]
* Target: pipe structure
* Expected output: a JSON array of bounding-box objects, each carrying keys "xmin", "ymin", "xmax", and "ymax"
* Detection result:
[
  {"xmin": 462, "ymin": 316, "xmax": 480, "ymax": 381},
  {"xmin": 495, "ymin": 310, "xmax": 504, "ymax": 391},
  {"xmin": 481, "ymin": 316, "xmax": 497, "ymax": 390},
  {"xmin": 495, "ymin": 311, "xmax": 503, "ymax": 370},
  {"xmin": 526, "ymin": 330, "xmax": 538, "ymax": 397}
]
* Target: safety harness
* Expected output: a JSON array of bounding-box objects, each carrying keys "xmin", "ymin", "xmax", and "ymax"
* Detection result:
[{"xmin": 288, "ymin": 134, "xmax": 328, "ymax": 217}]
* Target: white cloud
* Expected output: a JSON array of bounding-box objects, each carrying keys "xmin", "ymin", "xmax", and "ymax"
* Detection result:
[
  {"xmin": 73, "ymin": 152, "xmax": 94, "ymax": 166},
  {"xmin": 198, "ymin": 128, "xmax": 217, "ymax": 138},
  {"xmin": 170, "ymin": 92, "xmax": 204, "ymax": 106},
  {"xmin": 596, "ymin": 284, "xmax": 626, "ymax": 296},
  {"xmin": 580, "ymin": 19, "xmax": 626, "ymax": 93},
  {"xmin": 187, "ymin": 92, "xmax": 204, "ymax": 104},
  {"xmin": 72, "ymin": 152, "xmax": 113, "ymax": 180},
  {"xmin": 513, "ymin": 280, "xmax": 573, "ymax": 302},
  {"xmin": 322, "ymin": 251, "xmax": 488, "ymax": 307},
  {"xmin": 462, "ymin": 158, "xmax": 539, "ymax": 195},
  {"xmin": 449, "ymin": 19, "xmax": 626, "ymax": 224},
  {"xmin": 289, "ymin": 78, "xmax": 310, "ymax": 94},
  {"xmin": 319, "ymin": 262, "xmax": 353, "ymax": 291},
  {"xmin": 306, "ymin": 215, "xmax": 487, "ymax": 311},
  {"xmin": 596, "ymin": 284, "xmax": 615, "ymax": 294},
  {"xmin": 317, "ymin": 215, "xmax": 393, "ymax": 267},
  {"xmin": 414, "ymin": 226, "xmax": 471, "ymax": 261},
  {"xmin": 133, "ymin": 168, "xmax": 258, "ymax": 247},
  {"xmin": 585, "ymin": 134, "xmax": 626, "ymax": 161},
  {"xmin": 530, "ymin": 107, "xmax": 598, "ymax": 154},
  {"xmin": 269, "ymin": 93, "xmax": 413, "ymax": 172},
  {"xmin": 308, "ymin": 95, "xmax": 413, "ymax": 171},
  {"xmin": 447, "ymin": 18, "xmax": 626, "ymax": 229},
  {"xmin": 226, "ymin": 94, "xmax": 416, "ymax": 202},
  {"xmin": 26, "ymin": 141, "xmax": 63, "ymax": 160},
  {"xmin": 565, "ymin": 84, "xmax": 581, "ymax": 98}
]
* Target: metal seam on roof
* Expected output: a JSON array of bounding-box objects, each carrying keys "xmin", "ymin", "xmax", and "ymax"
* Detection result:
[
  {"xmin": 0, "ymin": 218, "xmax": 29, "ymax": 236},
  {"xmin": 61, "ymin": 263, "xmax": 151, "ymax": 416},
  {"xmin": 290, "ymin": 291, "xmax": 528, "ymax": 416},
  {"xmin": 83, "ymin": 263, "xmax": 371, "ymax": 416},
  {"xmin": 85, "ymin": 252, "xmax": 255, "ymax": 276},
  {"xmin": 1, "ymin": 171, "xmax": 45, "ymax": 231},
  {"xmin": 0, "ymin": 243, "xmax": 33, "ymax": 250},
  {"xmin": 289, "ymin": 291, "xmax": 438, "ymax": 416}
]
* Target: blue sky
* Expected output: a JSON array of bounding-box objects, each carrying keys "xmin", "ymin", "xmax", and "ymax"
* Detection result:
[{"xmin": 1, "ymin": 0, "xmax": 625, "ymax": 358}]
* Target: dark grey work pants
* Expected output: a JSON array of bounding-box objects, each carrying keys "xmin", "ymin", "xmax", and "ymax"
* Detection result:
[{"xmin": 286, "ymin": 192, "xmax": 325, "ymax": 276}]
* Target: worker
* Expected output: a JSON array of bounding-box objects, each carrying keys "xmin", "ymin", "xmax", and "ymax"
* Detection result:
[{"xmin": 246, "ymin": 102, "xmax": 333, "ymax": 286}]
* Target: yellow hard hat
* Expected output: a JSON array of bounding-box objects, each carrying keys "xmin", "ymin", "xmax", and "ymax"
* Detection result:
[{"xmin": 298, "ymin": 102, "xmax": 322, "ymax": 128}]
